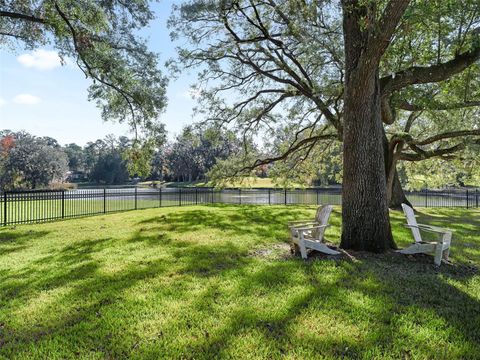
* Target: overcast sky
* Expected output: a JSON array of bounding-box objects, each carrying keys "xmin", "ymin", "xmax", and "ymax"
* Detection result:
[{"xmin": 0, "ymin": 1, "xmax": 198, "ymax": 146}]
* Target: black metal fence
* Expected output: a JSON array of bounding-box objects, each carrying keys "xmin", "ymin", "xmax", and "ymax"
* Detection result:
[{"xmin": 0, "ymin": 187, "xmax": 478, "ymax": 226}]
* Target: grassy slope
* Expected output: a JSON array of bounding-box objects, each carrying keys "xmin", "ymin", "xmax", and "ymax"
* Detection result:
[{"xmin": 0, "ymin": 205, "xmax": 479, "ymax": 359}]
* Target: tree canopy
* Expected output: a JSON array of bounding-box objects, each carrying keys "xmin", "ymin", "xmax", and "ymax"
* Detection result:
[
  {"xmin": 170, "ymin": 0, "xmax": 480, "ymax": 251},
  {"xmin": 169, "ymin": 0, "xmax": 480, "ymax": 202},
  {"xmin": 1, "ymin": 0, "xmax": 167, "ymax": 137}
]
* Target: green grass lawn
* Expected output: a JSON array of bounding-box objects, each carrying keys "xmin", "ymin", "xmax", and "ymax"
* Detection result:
[{"xmin": 0, "ymin": 205, "xmax": 479, "ymax": 359}]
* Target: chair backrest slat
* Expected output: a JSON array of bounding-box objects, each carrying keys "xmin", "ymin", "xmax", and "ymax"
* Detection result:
[
  {"xmin": 401, "ymin": 203, "xmax": 422, "ymax": 243},
  {"xmin": 313, "ymin": 205, "xmax": 333, "ymax": 238}
]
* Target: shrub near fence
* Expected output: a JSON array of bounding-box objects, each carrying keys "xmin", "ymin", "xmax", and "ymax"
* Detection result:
[{"xmin": 0, "ymin": 187, "xmax": 478, "ymax": 226}]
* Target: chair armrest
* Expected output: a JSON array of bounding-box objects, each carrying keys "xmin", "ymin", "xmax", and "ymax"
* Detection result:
[
  {"xmin": 417, "ymin": 223, "xmax": 453, "ymax": 232},
  {"xmin": 295, "ymin": 224, "xmax": 330, "ymax": 232},
  {"xmin": 404, "ymin": 224, "xmax": 449, "ymax": 234},
  {"xmin": 289, "ymin": 221, "xmax": 318, "ymax": 229},
  {"xmin": 288, "ymin": 219, "xmax": 315, "ymax": 225}
]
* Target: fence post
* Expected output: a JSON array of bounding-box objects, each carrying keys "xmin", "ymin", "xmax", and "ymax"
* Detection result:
[
  {"xmin": 103, "ymin": 188, "xmax": 106, "ymax": 213},
  {"xmin": 159, "ymin": 187, "xmax": 162, "ymax": 207},
  {"xmin": 195, "ymin": 188, "xmax": 198, "ymax": 205},
  {"xmin": 466, "ymin": 189, "xmax": 469, "ymax": 209},
  {"xmin": 135, "ymin": 187, "xmax": 138, "ymax": 210},
  {"xmin": 211, "ymin": 188, "xmax": 214, "ymax": 203},
  {"xmin": 476, "ymin": 189, "xmax": 479, "ymax": 208},
  {"xmin": 179, "ymin": 188, "xmax": 182, "ymax": 206},
  {"xmin": 425, "ymin": 188, "xmax": 428, "ymax": 207},
  {"xmin": 284, "ymin": 188, "xmax": 287, "ymax": 205},
  {"xmin": 239, "ymin": 188, "xmax": 241, "ymax": 205},
  {"xmin": 268, "ymin": 189, "xmax": 271, "ymax": 205},
  {"xmin": 61, "ymin": 190, "xmax": 65, "ymax": 219},
  {"xmin": 3, "ymin": 192, "xmax": 7, "ymax": 226},
  {"xmin": 316, "ymin": 188, "xmax": 319, "ymax": 205}
]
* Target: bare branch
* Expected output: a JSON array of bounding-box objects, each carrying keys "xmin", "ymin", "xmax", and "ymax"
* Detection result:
[
  {"xmin": 397, "ymin": 100, "xmax": 480, "ymax": 111},
  {"xmin": 0, "ymin": 10, "xmax": 45, "ymax": 24}
]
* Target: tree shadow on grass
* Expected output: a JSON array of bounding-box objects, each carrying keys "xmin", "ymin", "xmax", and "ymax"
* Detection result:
[
  {"xmin": 0, "ymin": 226, "xmax": 258, "ymax": 357},
  {"xmin": 166, "ymin": 256, "xmax": 480, "ymax": 359},
  {"xmin": 136, "ymin": 205, "xmax": 319, "ymax": 245},
  {"xmin": 0, "ymin": 229, "xmax": 51, "ymax": 256},
  {"xmin": 0, "ymin": 236, "xmax": 113, "ymax": 302},
  {"xmin": 1, "ymin": 206, "xmax": 479, "ymax": 358}
]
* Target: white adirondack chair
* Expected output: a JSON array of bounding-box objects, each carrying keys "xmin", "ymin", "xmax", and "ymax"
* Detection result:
[
  {"xmin": 287, "ymin": 206, "xmax": 323, "ymax": 228},
  {"xmin": 289, "ymin": 205, "xmax": 340, "ymax": 259},
  {"xmin": 398, "ymin": 203, "xmax": 452, "ymax": 266}
]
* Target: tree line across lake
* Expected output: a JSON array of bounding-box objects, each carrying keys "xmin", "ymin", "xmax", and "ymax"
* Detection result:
[
  {"xmin": 0, "ymin": 127, "xmax": 251, "ymax": 190},
  {"xmin": 1, "ymin": 127, "xmax": 478, "ymax": 192}
]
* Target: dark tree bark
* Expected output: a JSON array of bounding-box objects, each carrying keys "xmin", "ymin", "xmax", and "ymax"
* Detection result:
[
  {"xmin": 383, "ymin": 134, "xmax": 411, "ymax": 209},
  {"xmin": 341, "ymin": 66, "xmax": 394, "ymax": 251},
  {"xmin": 389, "ymin": 169, "xmax": 411, "ymax": 209},
  {"xmin": 340, "ymin": 0, "xmax": 409, "ymax": 251}
]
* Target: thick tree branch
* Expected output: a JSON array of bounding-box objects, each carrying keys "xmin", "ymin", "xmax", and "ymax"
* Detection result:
[
  {"xmin": 381, "ymin": 39, "xmax": 480, "ymax": 94},
  {"xmin": 400, "ymin": 143, "xmax": 466, "ymax": 161},
  {"xmin": 368, "ymin": 0, "xmax": 411, "ymax": 60},
  {"xmin": 397, "ymin": 100, "xmax": 480, "ymax": 111},
  {"xmin": 413, "ymin": 129, "xmax": 480, "ymax": 146},
  {"xmin": 236, "ymin": 133, "xmax": 338, "ymax": 173}
]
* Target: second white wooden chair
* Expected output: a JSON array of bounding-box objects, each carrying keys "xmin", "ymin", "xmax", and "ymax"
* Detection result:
[
  {"xmin": 289, "ymin": 205, "xmax": 340, "ymax": 259},
  {"xmin": 398, "ymin": 203, "xmax": 452, "ymax": 266}
]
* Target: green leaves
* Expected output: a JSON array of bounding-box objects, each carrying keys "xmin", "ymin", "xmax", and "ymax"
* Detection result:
[{"xmin": 1, "ymin": 0, "xmax": 167, "ymax": 137}]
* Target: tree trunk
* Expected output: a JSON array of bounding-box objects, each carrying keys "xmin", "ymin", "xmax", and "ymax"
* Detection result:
[
  {"xmin": 383, "ymin": 134, "xmax": 411, "ymax": 209},
  {"xmin": 388, "ymin": 168, "xmax": 411, "ymax": 209},
  {"xmin": 340, "ymin": 6, "xmax": 394, "ymax": 252},
  {"xmin": 341, "ymin": 69, "xmax": 394, "ymax": 251}
]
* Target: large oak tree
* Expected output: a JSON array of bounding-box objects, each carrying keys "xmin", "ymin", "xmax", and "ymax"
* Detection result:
[{"xmin": 170, "ymin": 0, "xmax": 480, "ymax": 251}]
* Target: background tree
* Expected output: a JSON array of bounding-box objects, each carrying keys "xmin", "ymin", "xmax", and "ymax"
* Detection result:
[
  {"xmin": 0, "ymin": 0, "xmax": 167, "ymax": 137},
  {"xmin": 0, "ymin": 131, "xmax": 68, "ymax": 189},
  {"xmin": 82, "ymin": 136, "xmax": 131, "ymax": 185},
  {"xmin": 91, "ymin": 152, "xmax": 129, "ymax": 185},
  {"xmin": 170, "ymin": 0, "xmax": 480, "ymax": 252},
  {"xmin": 164, "ymin": 125, "xmax": 241, "ymax": 182},
  {"xmin": 63, "ymin": 143, "xmax": 85, "ymax": 173}
]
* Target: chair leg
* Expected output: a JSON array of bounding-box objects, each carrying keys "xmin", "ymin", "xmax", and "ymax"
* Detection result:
[
  {"xmin": 299, "ymin": 235, "xmax": 307, "ymax": 259},
  {"xmin": 442, "ymin": 232, "xmax": 451, "ymax": 260},
  {"xmin": 443, "ymin": 248, "xmax": 450, "ymax": 260},
  {"xmin": 434, "ymin": 241, "xmax": 443, "ymax": 266}
]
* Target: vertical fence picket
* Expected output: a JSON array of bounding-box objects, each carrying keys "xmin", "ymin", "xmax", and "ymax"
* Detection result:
[
  {"xmin": 62, "ymin": 190, "xmax": 65, "ymax": 219},
  {"xmin": 134, "ymin": 187, "xmax": 138, "ymax": 210},
  {"xmin": 3, "ymin": 192, "xmax": 6, "ymax": 226}
]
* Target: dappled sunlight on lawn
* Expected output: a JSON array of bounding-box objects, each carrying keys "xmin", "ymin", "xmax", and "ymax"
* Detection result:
[{"xmin": 0, "ymin": 205, "xmax": 479, "ymax": 359}]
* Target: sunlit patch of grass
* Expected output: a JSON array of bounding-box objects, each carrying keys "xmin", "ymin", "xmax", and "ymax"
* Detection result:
[{"xmin": 0, "ymin": 205, "xmax": 479, "ymax": 359}]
